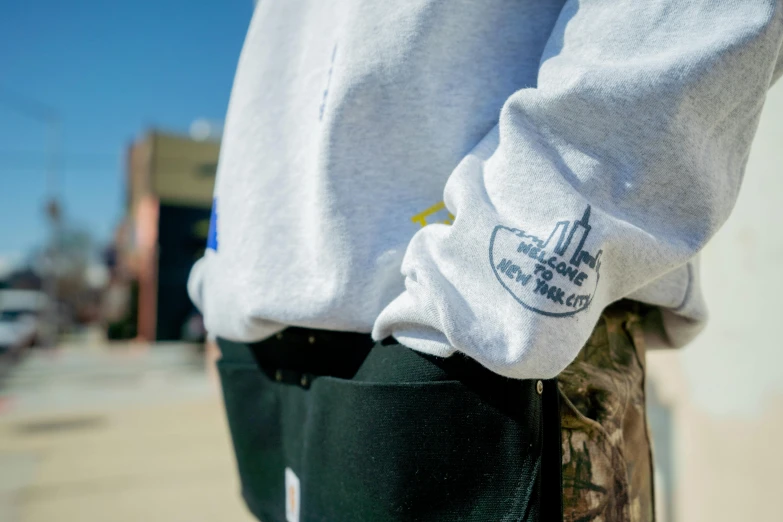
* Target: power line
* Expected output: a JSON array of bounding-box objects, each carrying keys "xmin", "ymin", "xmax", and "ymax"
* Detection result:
[{"xmin": 0, "ymin": 87, "xmax": 59, "ymax": 122}]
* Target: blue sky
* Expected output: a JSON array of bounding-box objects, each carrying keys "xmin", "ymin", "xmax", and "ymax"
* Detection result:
[{"xmin": 0, "ymin": 0, "xmax": 252, "ymax": 270}]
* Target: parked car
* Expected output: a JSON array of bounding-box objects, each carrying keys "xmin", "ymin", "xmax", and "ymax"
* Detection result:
[
  {"xmin": 0, "ymin": 290, "xmax": 48, "ymax": 355},
  {"xmin": 0, "ymin": 310, "xmax": 37, "ymax": 356}
]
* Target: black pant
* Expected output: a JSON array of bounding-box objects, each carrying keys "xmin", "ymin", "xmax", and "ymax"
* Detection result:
[{"xmin": 218, "ymin": 330, "xmax": 562, "ymax": 521}]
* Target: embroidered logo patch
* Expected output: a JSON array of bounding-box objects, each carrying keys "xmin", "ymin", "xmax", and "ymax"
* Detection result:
[
  {"xmin": 489, "ymin": 206, "xmax": 602, "ymax": 317},
  {"xmin": 285, "ymin": 467, "xmax": 300, "ymax": 522}
]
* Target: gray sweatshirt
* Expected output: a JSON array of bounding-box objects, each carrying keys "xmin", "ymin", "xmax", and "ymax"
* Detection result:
[{"xmin": 188, "ymin": 0, "xmax": 783, "ymax": 379}]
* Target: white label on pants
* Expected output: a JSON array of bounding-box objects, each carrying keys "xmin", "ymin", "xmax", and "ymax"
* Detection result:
[{"xmin": 285, "ymin": 467, "xmax": 300, "ymax": 522}]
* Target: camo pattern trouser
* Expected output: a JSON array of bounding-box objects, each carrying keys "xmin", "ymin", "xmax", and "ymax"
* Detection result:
[{"xmin": 559, "ymin": 302, "xmax": 655, "ymax": 522}]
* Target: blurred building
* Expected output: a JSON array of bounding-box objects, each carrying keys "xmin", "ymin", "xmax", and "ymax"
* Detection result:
[{"xmin": 112, "ymin": 130, "xmax": 218, "ymax": 342}]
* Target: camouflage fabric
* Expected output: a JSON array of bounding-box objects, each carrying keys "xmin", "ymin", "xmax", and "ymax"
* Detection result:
[{"xmin": 559, "ymin": 302, "xmax": 655, "ymax": 522}]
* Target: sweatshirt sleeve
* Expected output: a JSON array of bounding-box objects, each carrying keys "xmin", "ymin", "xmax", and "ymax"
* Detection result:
[{"xmin": 372, "ymin": 0, "xmax": 783, "ymax": 379}]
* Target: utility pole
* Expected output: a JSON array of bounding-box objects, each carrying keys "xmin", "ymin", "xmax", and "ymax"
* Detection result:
[{"xmin": 0, "ymin": 87, "xmax": 62, "ymax": 347}]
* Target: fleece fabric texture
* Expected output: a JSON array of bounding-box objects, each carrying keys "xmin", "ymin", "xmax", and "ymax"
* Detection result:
[{"xmin": 188, "ymin": 0, "xmax": 783, "ymax": 379}]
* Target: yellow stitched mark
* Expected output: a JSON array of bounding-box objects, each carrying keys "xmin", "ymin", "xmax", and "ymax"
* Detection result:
[{"xmin": 411, "ymin": 201, "xmax": 455, "ymax": 227}]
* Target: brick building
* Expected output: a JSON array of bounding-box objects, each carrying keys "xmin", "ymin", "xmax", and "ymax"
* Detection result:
[{"xmin": 116, "ymin": 130, "xmax": 218, "ymax": 341}]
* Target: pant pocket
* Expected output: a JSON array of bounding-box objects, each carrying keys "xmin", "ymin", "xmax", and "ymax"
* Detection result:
[
  {"xmin": 217, "ymin": 358, "xmax": 292, "ymax": 522},
  {"xmin": 218, "ymin": 341, "xmax": 546, "ymax": 522},
  {"xmin": 299, "ymin": 377, "xmax": 543, "ymax": 522}
]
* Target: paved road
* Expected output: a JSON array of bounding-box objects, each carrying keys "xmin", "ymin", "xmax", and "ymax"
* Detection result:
[{"xmin": 0, "ymin": 339, "xmax": 255, "ymax": 522}]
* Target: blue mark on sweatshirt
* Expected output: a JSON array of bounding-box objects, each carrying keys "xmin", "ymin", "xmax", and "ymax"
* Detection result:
[
  {"xmin": 207, "ymin": 198, "xmax": 218, "ymax": 251},
  {"xmin": 489, "ymin": 206, "xmax": 601, "ymax": 317},
  {"xmin": 319, "ymin": 44, "xmax": 338, "ymax": 121}
]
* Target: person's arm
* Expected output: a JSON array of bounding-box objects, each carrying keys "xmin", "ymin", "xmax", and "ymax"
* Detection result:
[{"xmin": 373, "ymin": 0, "xmax": 783, "ymax": 379}]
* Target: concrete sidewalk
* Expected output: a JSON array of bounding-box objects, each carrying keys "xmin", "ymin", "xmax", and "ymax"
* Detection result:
[{"xmin": 0, "ymin": 342, "xmax": 255, "ymax": 522}]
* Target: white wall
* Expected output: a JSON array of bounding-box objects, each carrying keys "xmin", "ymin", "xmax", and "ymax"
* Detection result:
[{"xmin": 647, "ymin": 78, "xmax": 783, "ymax": 522}]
